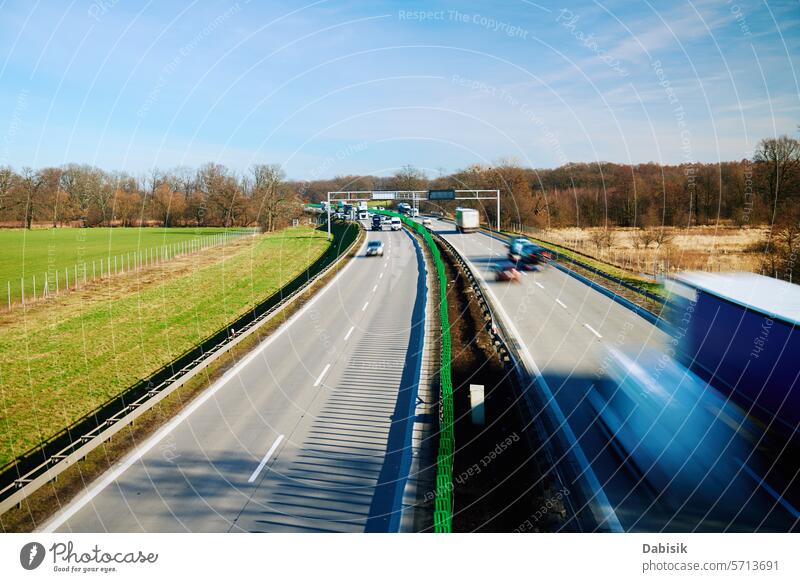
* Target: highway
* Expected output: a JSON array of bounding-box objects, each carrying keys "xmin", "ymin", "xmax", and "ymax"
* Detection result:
[
  {"xmin": 422, "ymin": 216, "xmax": 799, "ymax": 532},
  {"xmin": 43, "ymin": 223, "xmax": 427, "ymax": 533}
]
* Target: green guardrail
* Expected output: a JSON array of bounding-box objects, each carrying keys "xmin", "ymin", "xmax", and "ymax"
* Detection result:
[{"xmin": 375, "ymin": 210, "xmax": 453, "ymax": 532}]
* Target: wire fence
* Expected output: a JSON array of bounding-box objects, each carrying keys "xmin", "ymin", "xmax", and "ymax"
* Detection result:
[{"xmin": 5, "ymin": 229, "xmax": 256, "ymax": 311}]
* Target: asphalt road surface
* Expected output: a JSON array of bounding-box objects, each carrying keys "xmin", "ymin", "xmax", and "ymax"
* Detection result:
[
  {"xmin": 423, "ymin": 216, "xmax": 798, "ymax": 533},
  {"xmin": 45, "ymin": 223, "xmax": 427, "ymax": 533}
]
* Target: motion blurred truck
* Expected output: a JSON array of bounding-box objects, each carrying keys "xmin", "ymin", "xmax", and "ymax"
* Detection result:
[
  {"xmin": 667, "ymin": 272, "xmax": 800, "ymax": 435},
  {"xmin": 455, "ymin": 208, "xmax": 479, "ymax": 233}
]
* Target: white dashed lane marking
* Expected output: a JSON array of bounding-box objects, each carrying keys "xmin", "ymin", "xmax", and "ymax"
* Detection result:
[
  {"xmin": 313, "ymin": 363, "xmax": 331, "ymax": 387},
  {"xmin": 248, "ymin": 435, "xmax": 285, "ymax": 483},
  {"xmin": 584, "ymin": 323, "xmax": 602, "ymax": 338}
]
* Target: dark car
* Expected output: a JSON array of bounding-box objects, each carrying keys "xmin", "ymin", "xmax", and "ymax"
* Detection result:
[{"xmin": 508, "ymin": 240, "xmax": 550, "ymax": 270}]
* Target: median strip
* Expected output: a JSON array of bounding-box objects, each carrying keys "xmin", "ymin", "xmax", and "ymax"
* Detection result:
[{"xmin": 375, "ymin": 209, "xmax": 454, "ymax": 533}]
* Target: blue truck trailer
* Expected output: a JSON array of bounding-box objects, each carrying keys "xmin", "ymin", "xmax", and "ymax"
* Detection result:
[{"xmin": 668, "ymin": 272, "xmax": 800, "ymax": 436}]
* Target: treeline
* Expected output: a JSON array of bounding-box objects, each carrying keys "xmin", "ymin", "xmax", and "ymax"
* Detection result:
[
  {"xmin": 301, "ymin": 136, "xmax": 800, "ymax": 231},
  {"xmin": 0, "ymin": 163, "xmax": 303, "ymax": 230}
]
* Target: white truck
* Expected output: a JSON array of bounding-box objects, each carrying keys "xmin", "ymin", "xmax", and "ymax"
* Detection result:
[
  {"xmin": 455, "ymin": 208, "xmax": 479, "ymax": 233},
  {"xmin": 390, "ymin": 217, "xmax": 402, "ymax": 231}
]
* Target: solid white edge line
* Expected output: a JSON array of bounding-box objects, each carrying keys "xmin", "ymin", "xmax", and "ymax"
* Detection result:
[
  {"xmin": 313, "ymin": 363, "xmax": 331, "ymax": 387},
  {"xmin": 555, "ymin": 298, "xmax": 567, "ymax": 309},
  {"xmin": 584, "ymin": 323, "xmax": 603, "ymax": 338},
  {"xmin": 247, "ymin": 434, "xmax": 285, "ymax": 483},
  {"xmin": 40, "ymin": 234, "xmax": 367, "ymax": 533},
  {"xmin": 343, "ymin": 326, "xmax": 355, "ymax": 341}
]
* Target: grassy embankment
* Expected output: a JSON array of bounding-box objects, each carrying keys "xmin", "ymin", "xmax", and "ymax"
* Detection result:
[
  {"xmin": 0, "ymin": 227, "xmax": 250, "ymax": 303},
  {"xmin": 0, "ymin": 226, "xmax": 329, "ymax": 468}
]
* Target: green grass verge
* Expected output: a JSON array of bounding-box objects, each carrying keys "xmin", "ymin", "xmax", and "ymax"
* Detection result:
[
  {"xmin": 0, "ymin": 226, "xmax": 329, "ymax": 467},
  {"xmin": 0, "ymin": 227, "xmax": 252, "ymax": 303}
]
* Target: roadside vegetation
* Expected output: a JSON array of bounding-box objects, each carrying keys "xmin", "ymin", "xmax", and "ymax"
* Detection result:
[
  {"xmin": 299, "ymin": 134, "xmax": 800, "ymax": 283},
  {"xmin": 524, "ymin": 225, "xmax": 768, "ymax": 276},
  {"xmin": 0, "ymin": 225, "xmax": 330, "ymax": 468}
]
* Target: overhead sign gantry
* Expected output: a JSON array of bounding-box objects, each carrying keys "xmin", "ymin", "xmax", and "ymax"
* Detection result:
[{"xmin": 324, "ymin": 189, "xmax": 500, "ymax": 240}]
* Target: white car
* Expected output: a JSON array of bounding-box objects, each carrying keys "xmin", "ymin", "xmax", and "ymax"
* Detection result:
[
  {"xmin": 390, "ymin": 217, "xmax": 402, "ymax": 231},
  {"xmin": 422, "ymin": 218, "xmax": 432, "ymax": 227},
  {"xmin": 366, "ymin": 240, "xmax": 384, "ymax": 256}
]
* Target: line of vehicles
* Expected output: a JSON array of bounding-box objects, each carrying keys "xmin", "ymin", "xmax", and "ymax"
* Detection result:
[{"xmin": 371, "ymin": 214, "xmax": 401, "ymax": 231}]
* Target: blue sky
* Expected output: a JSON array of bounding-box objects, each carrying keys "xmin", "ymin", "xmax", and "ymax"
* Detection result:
[{"xmin": 0, "ymin": 0, "xmax": 798, "ymax": 179}]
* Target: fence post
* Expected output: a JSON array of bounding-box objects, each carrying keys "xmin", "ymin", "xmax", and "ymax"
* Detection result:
[
  {"xmin": 7, "ymin": 281, "xmax": 10, "ymax": 311},
  {"xmin": 33, "ymin": 274, "xmax": 36, "ymax": 301},
  {"xmin": 21, "ymin": 278, "xmax": 24, "ymax": 306},
  {"xmin": 74, "ymin": 265, "xmax": 78, "ymax": 289}
]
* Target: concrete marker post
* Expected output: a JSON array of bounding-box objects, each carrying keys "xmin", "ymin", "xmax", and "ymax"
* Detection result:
[{"xmin": 470, "ymin": 384, "xmax": 485, "ymax": 426}]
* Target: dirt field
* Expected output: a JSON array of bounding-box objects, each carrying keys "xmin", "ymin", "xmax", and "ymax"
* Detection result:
[{"xmin": 526, "ymin": 225, "xmax": 768, "ymax": 277}]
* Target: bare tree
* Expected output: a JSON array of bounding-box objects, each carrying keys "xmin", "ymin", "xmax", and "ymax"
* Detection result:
[
  {"xmin": 651, "ymin": 226, "xmax": 674, "ymax": 249},
  {"xmin": 19, "ymin": 167, "xmax": 45, "ymax": 229},
  {"xmin": 589, "ymin": 228, "xmax": 615, "ymax": 252},
  {"xmin": 0, "ymin": 166, "xmax": 17, "ymax": 216},
  {"xmin": 390, "ymin": 164, "xmax": 427, "ymax": 192},
  {"xmin": 754, "ymin": 135, "xmax": 800, "ymax": 206},
  {"xmin": 251, "ymin": 164, "xmax": 296, "ymax": 231}
]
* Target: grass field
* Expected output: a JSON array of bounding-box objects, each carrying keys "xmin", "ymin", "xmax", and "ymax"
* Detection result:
[
  {"xmin": 0, "ymin": 227, "xmax": 251, "ymax": 303},
  {"xmin": 0, "ymin": 225, "xmax": 330, "ymax": 468}
]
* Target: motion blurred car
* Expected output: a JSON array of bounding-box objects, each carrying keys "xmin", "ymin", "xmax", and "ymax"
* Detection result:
[
  {"xmin": 508, "ymin": 239, "xmax": 548, "ymax": 270},
  {"xmin": 588, "ymin": 348, "xmax": 757, "ymax": 505},
  {"xmin": 422, "ymin": 218, "xmax": 432, "ymax": 227},
  {"xmin": 507, "ymin": 237, "xmax": 529, "ymax": 260},
  {"xmin": 366, "ymin": 240, "xmax": 384, "ymax": 256},
  {"xmin": 494, "ymin": 261, "xmax": 521, "ymax": 282}
]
